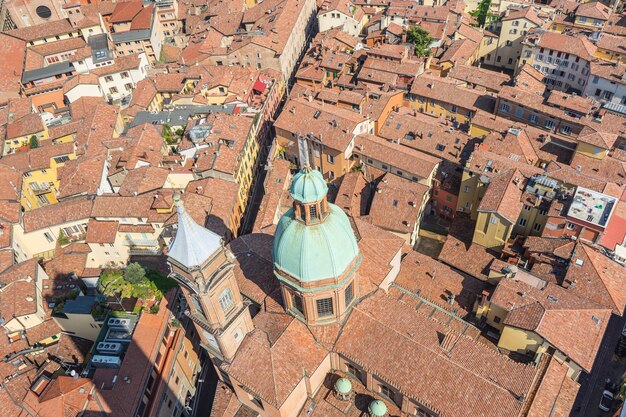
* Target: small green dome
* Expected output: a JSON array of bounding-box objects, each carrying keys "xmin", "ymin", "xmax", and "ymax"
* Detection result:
[
  {"xmin": 273, "ymin": 204, "xmax": 360, "ymax": 283},
  {"xmin": 369, "ymin": 400, "xmax": 387, "ymax": 417},
  {"xmin": 290, "ymin": 167, "xmax": 328, "ymax": 203},
  {"xmin": 335, "ymin": 378, "xmax": 352, "ymax": 394}
]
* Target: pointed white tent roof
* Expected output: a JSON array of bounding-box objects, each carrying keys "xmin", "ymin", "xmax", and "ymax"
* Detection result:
[{"xmin": 168, "ymin": 194, "xmax": 222, "ymax": 269}]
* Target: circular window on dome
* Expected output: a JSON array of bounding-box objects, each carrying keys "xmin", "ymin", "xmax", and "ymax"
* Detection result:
[{"xmin": 36, "ymin": 5, "xmax": 52, "ymax": 19}]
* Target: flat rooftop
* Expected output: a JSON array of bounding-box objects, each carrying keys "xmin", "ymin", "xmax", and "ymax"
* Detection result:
[{"xmin": 567, "ymin": 186, "xmax": 617, "ymax": 228}]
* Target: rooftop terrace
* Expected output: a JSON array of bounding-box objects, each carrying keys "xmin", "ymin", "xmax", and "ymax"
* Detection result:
[{"xmin": 567, "ymin": 186, "xmax": 617, "ymax": 228}]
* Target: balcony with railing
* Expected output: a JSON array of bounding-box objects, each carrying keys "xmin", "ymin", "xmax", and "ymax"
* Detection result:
[{"xmin": 124, "ymin": 238, "xmax": 162, "ymax": 255}]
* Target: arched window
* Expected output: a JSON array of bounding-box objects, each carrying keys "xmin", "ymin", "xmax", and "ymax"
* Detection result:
[{"xmin": 219, "ymin": 288, "xmax": 235, "ymax": 314}]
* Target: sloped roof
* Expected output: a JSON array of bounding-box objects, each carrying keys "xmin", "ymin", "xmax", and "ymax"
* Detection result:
[
  {"xmin": 228, "ymin": 319, "xmax": 328, "ymax": 407},
  {"xmin": 492, "ymin": 277, "xmax": 611, "ymax": 371},
  {"xmin": 565, "ymin": 243, "xmax": 626, "ymax": 315},
  {"xmin": 335, "ymin": 291, "xmax": 539, "ymax": 417},
  {"xmin": 477, "ymin": 169, "xmax": 524, "ymax": 223}
]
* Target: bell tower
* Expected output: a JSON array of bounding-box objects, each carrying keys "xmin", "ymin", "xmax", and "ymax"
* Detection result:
[{"xmin": 167, "ymin": 194, "xmax": 253, "ymax": 362}]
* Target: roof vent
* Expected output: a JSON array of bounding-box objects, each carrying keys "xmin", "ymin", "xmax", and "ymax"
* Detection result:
[{"xmin": 574, "ymin": 258, "xmax": 584, "ymax": 266}]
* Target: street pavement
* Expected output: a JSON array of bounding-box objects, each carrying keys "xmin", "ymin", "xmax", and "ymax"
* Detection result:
[
  {"xmin": 190, "ymin": 358, "xmax": 219, "ymax": 417},
  {"xmin": 572, "ymin": 313, "xmax": 626, "ymax": 416}
]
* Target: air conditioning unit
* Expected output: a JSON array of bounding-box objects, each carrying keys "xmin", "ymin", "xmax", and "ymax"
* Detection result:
[
  {"xmin": 96, "ymin": 342, "xmax": 123, "ymax": 354},
  {"xmin": 107, "ymin": 318, "xmax": 131, "ymax": 329},
  {"xmin": 91, "ymin": 355, "xmax": 122, "ymax": 368}
]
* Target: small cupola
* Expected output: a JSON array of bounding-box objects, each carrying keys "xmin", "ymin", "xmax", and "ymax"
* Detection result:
[
  {"xmin": 334, "ymin": 377, "xmax": 353, "ymax": 401},
  {"xmin": 368, "ymin": 400, "xmax": 388, "ymax": 417}
]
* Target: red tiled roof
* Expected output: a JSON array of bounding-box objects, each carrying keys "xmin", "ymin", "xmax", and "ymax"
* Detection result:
[
  {"xmin": 491, "ymin": 277, "xmax": 611, "ymax": 371},
  {"xmin": 85, "ymin": 220, "xmax": 119, "ymax": 244},
  {"xmin": 23, "ymin": 196, "xmax": 93, "ymax": 233},
  {"xmin": 0, "ymin": 259, "xmax": 40, "ymax": 319},
  {"xmin": 228, "ymin": 319, "xmax": 329, "ymax": 407},
  {"xmin": 565, "ymin": 243, "xmax": 626, "ymax": 315},
  {"xmin": 336, "ymin": 291, "xmax": 539, "ymax": 417},
  {"xmin": 477, "ymin": 169, "xmax": 524, "ymax": 223},
  {"xmin": 0, "ymin": 34, "xmax": 26, "ymax": 104},
  {"xmin": 527, "ymin": 356, "xmax": 580, "ymax": 417}
]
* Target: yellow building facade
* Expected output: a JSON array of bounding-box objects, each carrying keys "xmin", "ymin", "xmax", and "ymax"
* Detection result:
[
  {"xmin": 20, "ymin": 149, "xmax": 76, "ymax": 211},
  {"xmin": 472, "ymin": 211, "xmax": 514, "ymax": 250},
  {"xmin": 407, "ymin": 96, "xmax": 473, "ymax": 126},
  {"xmin": 575, "ymin": 141, "xmax": 609, "ymax": 160}
]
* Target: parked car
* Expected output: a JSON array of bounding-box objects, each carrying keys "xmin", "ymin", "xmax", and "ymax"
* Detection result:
[{"xmin": 599, "ymin": 390, "xmax": 614, "ymax": 412}]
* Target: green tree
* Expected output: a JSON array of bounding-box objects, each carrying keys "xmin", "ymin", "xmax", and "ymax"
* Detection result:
[
  {"xmin": 406, "ymin": 26, "xmax": 434, "ymax": 57},
  {"xmin": 29, "ymin": 135, "xmax": 39, "ymax": 149},
  {"xmin": 58, "ymin": 230, "xmax": 70, "ymax": 246},
  {"xmin": 470, "ymin": 0, "xmax": 493, "ymax": 27},
  {"xmin": 162, "ymin": 123, "xmax": 173, "ymax": 144},
  {"xmin": 124, "ymin": 262, "xmax": 147, "ymax": 284}
]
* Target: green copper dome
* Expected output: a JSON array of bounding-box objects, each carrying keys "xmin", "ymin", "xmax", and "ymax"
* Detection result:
[
  {"xmin": 290, "ymin": 167, "xmax": 328, "ymax": 203},
  {"xmin": 368, "ymin": 400, "xmax": 387, "ymax": 417},
  {"xmin": 273, "ymin": 204, "xmax": 360, "ymax": 284},
  {"xmin": 335, "ymin": 378, "xmax": 352, "ymax": 394}
]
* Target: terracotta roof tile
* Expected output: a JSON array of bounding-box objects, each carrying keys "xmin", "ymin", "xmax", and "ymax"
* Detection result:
[
  {"xmin": 478, "ymin": 169, "xmax": 525, "ymax": 223},
  {"xmin": 118, "ymin": 166, "xmax": 169, "ymax": 196},
  {"xmin": 394, "ymin": 251, "xmax": 486, "ymax": 315},
  {"xmin": 438, "ymin": 214, "xmax": 499, "ymax": 280},
  {"xmin": 491, "ymin": 277, "xmax": 611, "ymax": 370},
  {"xmin": 0, "ymin": 34, "xmax": 26, "ymax": 104},
  {"xmin": 576, "ymin": 1, "xmax": 611, "ymax": 20},
  {"xmin": 411, "ymin": 73, "xmax": 496, "ymax": 112},
  {"xmin": 336, "ymin": 291, "xmax": 539, "ymax": 417},
  {"xmin": 449, "ymin": 64, "xmax": 510, "ymax": 92},
  {"xmin": 228, "ymin": 320, "xmax": 328, "ymax": 407},
  {"xmin": 275, "ymin": 97, "xmax": 367, "ymax": 152},
  {"xmin": 23, "ymin": 196, "xmax": 93, "ymax": 233},
  {"xmin": 85, "ymin": 220, "xmax": 119, "ymax": 244},
  {"xmin": 564, "ymin": 243, "xmax": 626, "ymax": 314},
  {"xmin": 369, "ymin": 174, "xmax": 429, "ymax": 234},
  {"xmin": 335, "ymin": 171, "xmax": 370, "ymax": 217},
  {"xmin": 355, "ymin": 133, "xmax": 440, "ymax": 180},
  {"xmin": 527, "ymin": 356, "xmax": 580, "ymax": 417},
  {"xmin": 7, "ymin": 113, "xmax": 45, "ymax": 139},
  {"xmin": 0, "ymin": 259, "xmax": 40, "ymax": 319},
  {"xmin": 6, "ymin": 19, "xmax": 73, "ymax": 42},
  {"xmin": 57, "ymin": 154, "xmax": 107, "ymax": 199},
  {"xmin": 533, "ymin": 31, "xmax": 597, "ymax": 61}
]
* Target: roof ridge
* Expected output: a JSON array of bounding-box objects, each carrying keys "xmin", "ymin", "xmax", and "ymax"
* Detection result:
[{"xmin": 267, "ymin": 331, "xmax": 279, "ymax": 405}]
